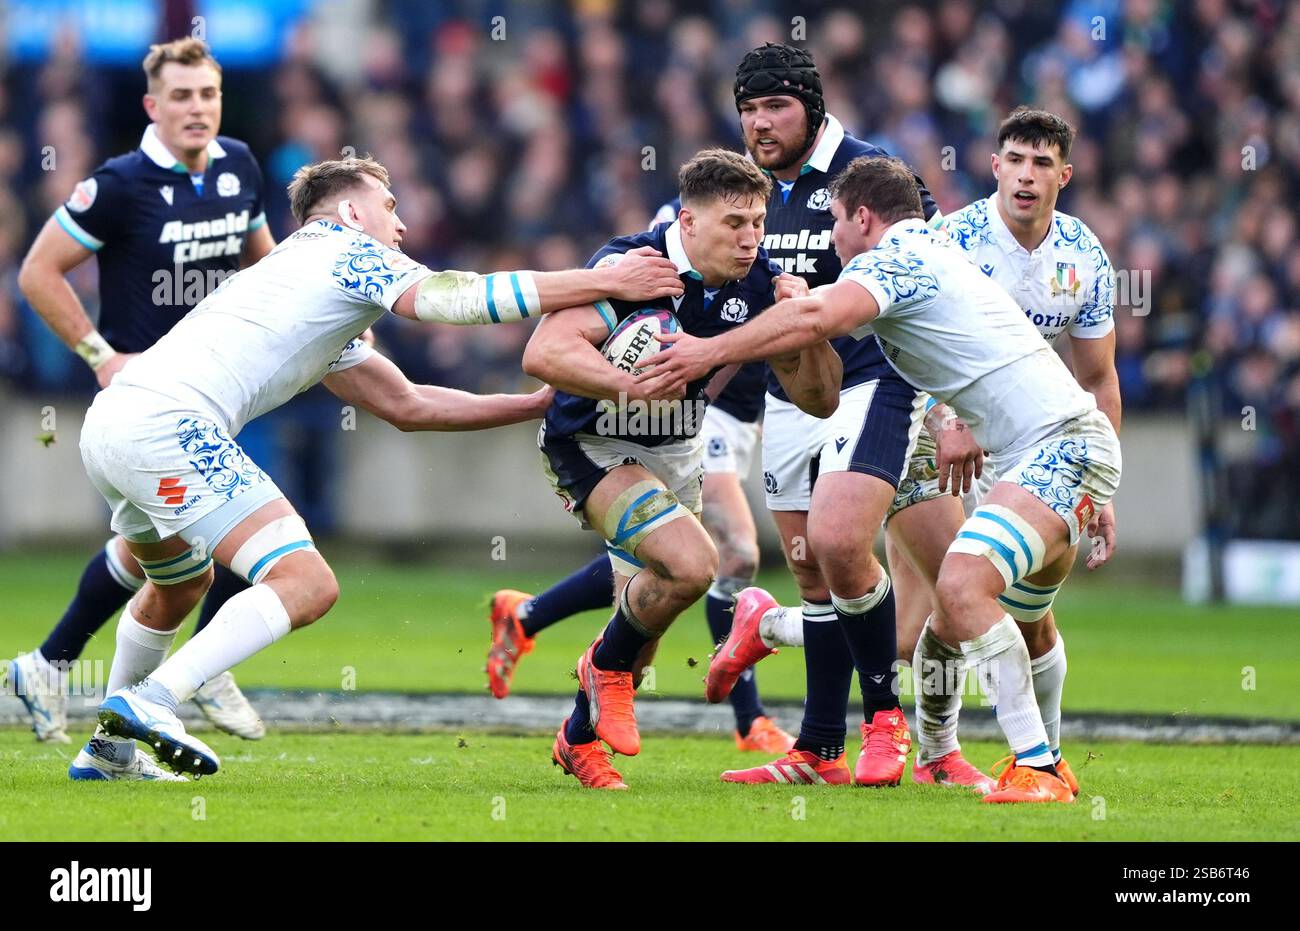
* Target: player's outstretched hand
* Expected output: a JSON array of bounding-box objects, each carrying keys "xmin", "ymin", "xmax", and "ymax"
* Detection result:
[
  {"xmin": 636, "ymin": 330, "xmax": 714, "ymax": 394},
  {"xmin": 934, "ymin": 418, "xmax": 984, "ymax": 495},
  {"xmin": 1085, "ymin": 501, "xmax": 1117, "ymax": 570},
  {"xmin": 604, "ymin": 246, "xmax": 685, "ymax": 302},
  {"xmin": 94, "ymin": 352, "xmax": 139, "ymax": 389},
  {"xmin": 774, "ymin": 273, "xmax": 810, "ymax": 302}
]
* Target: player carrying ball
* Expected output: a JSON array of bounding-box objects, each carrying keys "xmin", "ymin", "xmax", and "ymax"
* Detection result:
[{"xmin": 524, "ymin": 149, "xmax": 840, "ymax": 789}]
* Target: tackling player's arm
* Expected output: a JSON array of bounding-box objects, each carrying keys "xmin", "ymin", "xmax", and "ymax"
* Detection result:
[
  {"xmin": 17, "ymin": 216, "xmax": 130, "ymax": 388},
  {"xmin": 637, "ymin": 279, "xmax": 875, "ymax": 394},
  {"xmin": 322, "ymin": 350, "xmax": 551, "ymax": 432},
  {"xmin": 521, "ymin": 304, "xmax": 681, "ymax": 403},
  {"xmin": 764, "ymin": 272, "xmax": 840, "ymax": 417},
  {"xmin": 389, "ymin": 247, "xmax": 683, "ymax": 325}
]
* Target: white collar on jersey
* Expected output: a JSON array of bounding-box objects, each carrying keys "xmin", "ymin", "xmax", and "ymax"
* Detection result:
[
  {"xmin": 140, "ymin": 124, "xmax": 227, "ymax": 172},
  {"xmin": 984, "ymin": 193, "xmax": 1051, "ymax": 256},
  {"xmin": 664, "ymin": 220, "xmax": 702, "ymax": 280},
  {"xmin": 803, "ymin": 113, "xmax": 845, "ymax": 174},
  {"xmin": 880, "ymin": 217, "xmax": 931, "ymax": 242}
]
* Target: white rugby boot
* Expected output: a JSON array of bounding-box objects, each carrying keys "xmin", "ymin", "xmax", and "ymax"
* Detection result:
[
  {"xmin": 98, "ymin": 681, "xmax": 220, "ymax": 777},
  {"xmin": 191, "ymin": 671, "xmax": 265, "ymax": 740},
  {"xmin": 69, "ymin": 728, "xmax": 188, "ymax": 782},
  {"xmin": 7, "ymin": 650, "xmax": 71, "ymax": 743}
]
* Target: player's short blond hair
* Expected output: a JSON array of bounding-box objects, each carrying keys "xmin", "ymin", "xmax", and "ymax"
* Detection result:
[
  {"xmin": 287, "ymin": 156, "xmax": 392, "ymax": 225},
  {"xmin": 142, "ymin": 38, "xmax": 222, "ymax": 93}
]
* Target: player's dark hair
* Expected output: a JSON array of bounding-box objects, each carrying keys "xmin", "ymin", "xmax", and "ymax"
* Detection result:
[
  {"xmin": 142, "ymin": 38, "xmax": 222, "ymax": 92},
  {"xmin": 678, "ymin": 148, "xmax": 772, "ymax": 207},
  {"xmin": 828, "ymin": 156, "xmax": 925, "ymax": 226},
  {"xmin": 734, "ymin": 43, "xmax": 825, "ymax": 138},
  {"xmin": 997, "ymin": 106, "xmax": 1075, "ymax": 160},
  {"xmin": 287, "ymin": 156, "xmax": 391, "ymax": 225}
]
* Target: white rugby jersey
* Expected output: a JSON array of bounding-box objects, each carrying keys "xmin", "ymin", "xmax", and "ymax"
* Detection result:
[
  {"xmin": 840, "ymin": 218, "xmax": 1096, "ymax": 456},
  {"xmin": 114, "ymin": 219, "xmax": 428, "ymax": 434},
  {"xmin": 938, "ymin": 195, "xmax": 1114, "ymax": 342}
]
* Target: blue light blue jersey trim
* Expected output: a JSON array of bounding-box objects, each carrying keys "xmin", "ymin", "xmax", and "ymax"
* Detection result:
[{"xmin": 54, "ymin": 206, "xmax": 103, "ymax": 251}]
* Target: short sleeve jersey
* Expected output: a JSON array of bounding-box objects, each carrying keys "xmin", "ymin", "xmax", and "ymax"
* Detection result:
[{"xmin": 54, "ymin": 125, "xmax": 268, "ymax": 353}]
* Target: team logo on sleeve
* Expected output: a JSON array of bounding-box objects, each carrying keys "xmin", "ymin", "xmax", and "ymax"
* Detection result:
[
  {"xmin": 217, "ymin": 172, "xmax": 241, "ymax": 197},
  {"xmin": 67, "ymin": 178, "xmax": 97, "ymax": 212},
  {"xmin": 806, "ymin": 188, "xmax": 831, "ymax": 210},
  {"xmin": 720, "ymin": 297, "xmax": 749, "ymax": 323},
  {"xmin": 1051, "ymin": 261, "xmax": 1081, "ymax": 298}
]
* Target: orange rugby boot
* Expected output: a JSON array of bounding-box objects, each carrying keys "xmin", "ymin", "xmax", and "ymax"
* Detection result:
[
  {"xmin": 983, "ymin": 755, "xmax": 1075, "ymax": 804},
  {"xmin": 854, "ymin": 708, "xmax": 911, "ymax": 787},
  {"xmin": 1055, "ymin": 756, "xmax": 1080, "ymax": 795},
  {"xmin": 721, "ymin": 748, "xmax": 851, "ymax": 785},
  {"xmin": 912, "ymin": 748, "xmax": 996, "ymax": 795},
  {"xmin": 552, "ymin": 721, "xmax": 628, "ymax": 790},
  {"xmin": 735, "ymin": 715, "xmax": 796, "ymax": 753},
  {"xmin": 706, "ymin": 587, "xmax": 779, "ymax": 704},
  {"xmin": 486, "ymin": 589, "xmax": 535, "ymax": 699},
  {"xmin": 576, "ymin": 639, "xmax": 640, "ymax": 756}
]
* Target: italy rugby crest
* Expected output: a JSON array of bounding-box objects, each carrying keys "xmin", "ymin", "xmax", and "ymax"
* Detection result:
[{"xmin": 1050, "ymin": 261, "xmax": 1081, "ymax": 298}]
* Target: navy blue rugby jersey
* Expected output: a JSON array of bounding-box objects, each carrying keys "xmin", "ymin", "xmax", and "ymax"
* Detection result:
[
  {"xmin": 650, "ymin": 197, "xmax": 765, "ymax": 425},
  {"xmin": 53, "ymin": 125, "xmax": 267, "ymax": 353},
  {"xmin": 760, "ymin": 114, "xmax": 938, "ymax": 401},
  {"xmin": 544, "ymin": 220, "xmax": 781, "ymax": 446}
]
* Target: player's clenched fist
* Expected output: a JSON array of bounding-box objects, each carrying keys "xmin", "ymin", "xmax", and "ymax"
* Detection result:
[{"xmin": 773, "ymin": 273, "xmax": 809, "ymax": 302}]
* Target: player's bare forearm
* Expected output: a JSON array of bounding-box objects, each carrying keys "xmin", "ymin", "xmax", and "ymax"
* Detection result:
[
  {"xmin": 399, "ymin": 385, "xmax": 552, "ymax": 431},
  {"xmin": 1070, "ymin": 331, "xmax": 1122, "ymax": 434},
  {"xmin": 770, "ymin": 342, "xmax": 841, "ymax": 418},
  {"xmin": 1085, "ymin": 374, "xmax": 1122, "ymax": 435},
  {"xmin": 18, "ymin": 219, "xmax": 98, "ymax": 349},
  {"xmin": 522, "ymin": 307, "xmax": 635, "ymax": 402},
  {"xmin": 323, "ymin": 352, "xmax": 550, "ymax": 432}
]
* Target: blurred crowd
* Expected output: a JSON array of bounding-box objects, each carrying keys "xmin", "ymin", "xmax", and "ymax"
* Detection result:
[{"xmin": 2, "ymin": 0, "xmax": 1299, "ymax": 535}]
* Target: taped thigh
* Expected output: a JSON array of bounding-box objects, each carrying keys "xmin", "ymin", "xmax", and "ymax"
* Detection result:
[
  {"xmin": 135, "ymin": 547, "xmax": 212, "ymax": 586},
  {"xmin": 230, "ymin": 516, "xmax": 317, "ymax": 584},
  {"xmin": 997, "ymin": 579, "xmax": 1061, "ymax": 622},
  {"xmin": 946, "ymin": 504, "xmax": 1046, "ymax": 588},
  {"xmin": 595, "ymin": 480, "xmax": 688, "ymax": 560}
]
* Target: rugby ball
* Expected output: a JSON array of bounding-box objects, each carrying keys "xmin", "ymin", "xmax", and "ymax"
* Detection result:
[{"xmin": 601, "ymin": 309, "xmax": 679, "ymax": 376}]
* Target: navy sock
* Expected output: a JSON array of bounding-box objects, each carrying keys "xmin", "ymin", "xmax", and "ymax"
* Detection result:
[
  {"xmin": 705, "ymin": 591, "xmax": 763, "ymax": 734},
  {"xmin": 591, "ymin": 606, "xmax": 653, "ymax": 673},
  {"xmin": 521, "ymin": 555, "xmax": 613, "ymax": 638},
  {"xmin": 835, "ymin": 585, "xmax": 900, "ymax": 719},
  {"xmin": 40, "ymin": 549, "xmax": 135, "ymax": 664},
  {"xmin": 565, "ymin": 688, "xmax": 596, "ymax": 744},
  {"xmin": 194, "ymin": 563, "xmax": 248, "ymax": 635},
  {"xmin": 794, "ymin": 602, "xmax": 852, "ymax": 760}
]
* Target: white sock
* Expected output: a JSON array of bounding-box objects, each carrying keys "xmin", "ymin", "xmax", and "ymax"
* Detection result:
[
  {"xmin": 102, "ymin": 608, "xmax": 179, "ymax": 754},
  {"xmin": 149, "ymin": 584, "xmax": 291, "ymax": 702},
  {"xmin": 1030, "ymin": 634, "xmax": 1067, "ymax": 761},
  {"xmin": 961, "ymin": 614, "xmax": 1053, "ymax": 768},
  {"xmin": 759, "ymin": 605, "xmax": 806, "ymax": 648},
  {"xmin": 913, "ymin": 616, "xmax": 965, "ymax": 765}
]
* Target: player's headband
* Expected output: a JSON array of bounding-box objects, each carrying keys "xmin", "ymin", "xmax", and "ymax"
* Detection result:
[{"xmin": 734, "ymin": 43, "xmax": 825, "ymax": 137}]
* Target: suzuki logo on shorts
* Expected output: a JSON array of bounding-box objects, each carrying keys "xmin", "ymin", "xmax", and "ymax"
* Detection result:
[
  {"xmin": 720, "ymin": 297, "xmax": 749, "ymax": 323},
  {"xmin": 1074, "ymin": 494, "xmax": 1095, "ymax": 531},
  {"xmin": 157, "ymin": 477, "xmax": 187, "ymax": 505}
]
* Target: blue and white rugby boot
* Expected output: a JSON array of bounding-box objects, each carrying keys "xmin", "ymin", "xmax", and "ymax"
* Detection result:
[
  {"xmin": 7, "ymin": 650, "xmax": 70, "ymax": 744},
  {"xmin": 98, "ymin": 681, "xmax": 220, "ymax": 777},
  {"xmin": 69, "ymin": 728, "xmax": 188, "ymax": 782}
]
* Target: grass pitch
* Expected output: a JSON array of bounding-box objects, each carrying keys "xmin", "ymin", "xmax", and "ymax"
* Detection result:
[
  {"xmin": 0, "ymin": 550, "xmax": 1295, "ymax": 718},
  {"xmin": 3, "ymin": 730, "xmax": 1298, "ymax": 841}
]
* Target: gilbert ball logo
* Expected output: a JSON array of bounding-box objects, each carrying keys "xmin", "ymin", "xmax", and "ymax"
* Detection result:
[
  {"xmin": 806, "ymin": 187, "xmax": 830, "ymax": 210},
  {"xmin": 50, "ymin": 861, "xmax": 152, "ymax": 911}
]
